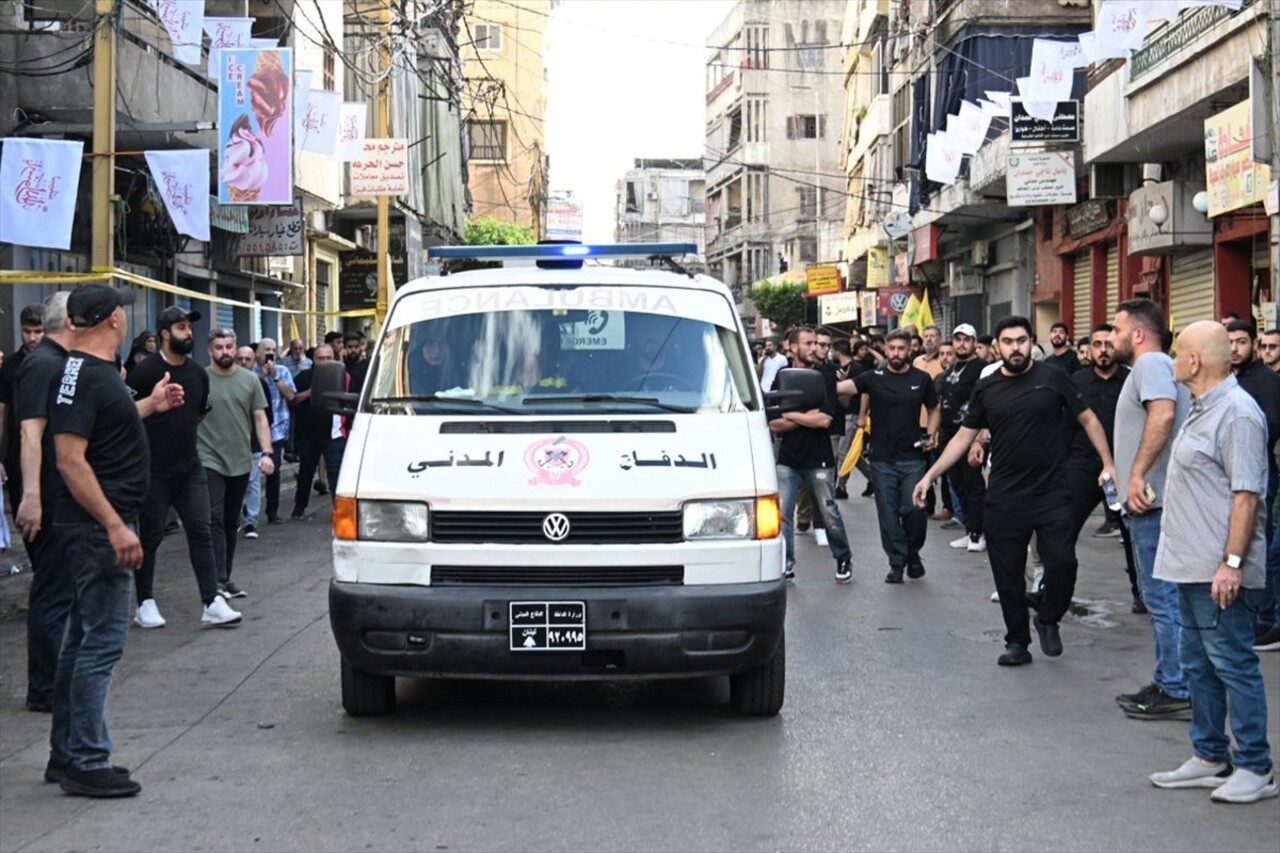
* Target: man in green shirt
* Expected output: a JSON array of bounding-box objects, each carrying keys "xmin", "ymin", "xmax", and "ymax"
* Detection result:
[{"xmin": 196, "ymin": 328, "xmax": 275, "ymax": 597}]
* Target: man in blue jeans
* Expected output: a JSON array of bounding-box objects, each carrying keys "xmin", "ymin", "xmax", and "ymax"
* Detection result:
[
  {"xmin": 1111, "ymin": 299, "xmax": 1193, "ymax": 721},
  {"xmin": 48, "ymin": 283, "xmax": 182, "ymax": 798},
  {"xmin": 770, "ymin": 326, "xmax": 853, "ymax": 583},
  {"xmin": 1148, "ymin": 320, "xmax": 1276, "ymax": 804},
  {"xmin": 838, "ymin": 330, "xmax": 940, "ymax": 583}
]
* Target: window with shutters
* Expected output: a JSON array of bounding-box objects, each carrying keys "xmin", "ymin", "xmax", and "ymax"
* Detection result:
[
  {"xmin": 474, "ymin": 23, "xmax": 502, "ymax": 51},
  {"xmin": 323, "ymin": 47, "xmax": 335, "ymax": 90},
  {"xmin": 746, "ymin": 97, "xmax": 767, "ymax": 143},
  {"xmin": 744, "ymin": 24, "xmax": 768, "ymax": 69},
  {"xmin": 468, "ymin": 120, "xmax": 506, "ymax": 161},
  {"xmin": 316, "ymin": 260, "xmax": 332, "ymax": 339},
  {"xmin": 745, "ymin": 171, "xmax": 767, "ymax": 223},
  {"xmin": 786, "ymin": 115, "xmax": 825, "ymax": 139},
  {"xmin": 796, "ymin": 186, "xmax": 817, "ymax": 220},
  {"xmin": 726, "ymin": 107, "xmax": 743, "ymax": 152},
  {"xmin": 892, "ymin": 82, "xmax": 911, "ymax": 176}
]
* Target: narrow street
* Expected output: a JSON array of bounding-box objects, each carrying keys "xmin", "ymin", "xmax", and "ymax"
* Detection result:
[{"xmin": 1, "ymin": 484, "xmax": 1276, "ymax": 853}]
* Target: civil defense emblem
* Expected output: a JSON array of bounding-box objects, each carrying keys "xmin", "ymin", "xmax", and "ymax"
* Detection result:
[{"xmin": 524, "ymin": 436, "xmax": 590, "ymax": 487}]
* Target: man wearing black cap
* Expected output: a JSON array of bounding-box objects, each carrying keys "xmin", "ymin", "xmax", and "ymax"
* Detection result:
[
  {"xmin": 48, "ymin": 283, "xmax": 182, "ymax": 797},
  {"xmin": 126, "ymin": 306, "xmax": 241, "ymax": 630}
]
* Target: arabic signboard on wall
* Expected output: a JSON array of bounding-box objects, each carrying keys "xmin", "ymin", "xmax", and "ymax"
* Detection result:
[
  {"xmin": 350, "ymin": 138, "xmax": 409, "ymax": 197},
  {"xmin": 806, "ymin": 265, "xmax": 842, "ymax": 296},
  {"xmin": 545, "ymin": 198, "xmax": 584, "ymax": 240},
  {"xmin": 209, "ymin": 196, "xmax": 249, "ymax": 233},
  {"xmin": 1010, "ymin": 100, "xmax": 1080, "ymax": 143},
  {"xmin": 866, "ymin": 247, "xmax": 889, "ymax": 287},
  {"xmin": 1064, "ymin": 199, "xmax": 1111, "ymax": 237},
  {"xmin": 1204, "ymin": 100, "xmax": 1272, "ymax": 217},
  {"xmin": 240, "ymin": 203, "xmax": 303, "ymax": 256},
  {"xmin": 1007, "ymin": 151, "xmax": 1077, "ymax": 207},
  {"xmin": 820, "ymin": 291, "xmax": 860, "ymax": 324},
  {"xmin": 339, "ymin": 246, "xmax": 408, "ymax": 309}
]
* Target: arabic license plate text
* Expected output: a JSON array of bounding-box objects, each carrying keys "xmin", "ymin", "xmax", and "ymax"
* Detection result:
[{"xmin": 510, "ymin": 601, "xmax": 586, "ymax": 651}]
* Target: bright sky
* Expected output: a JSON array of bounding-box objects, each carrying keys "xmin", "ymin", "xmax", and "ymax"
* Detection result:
[{"xmin": 544, "ymin": 0, "xmax": 733, "ymax": 243}]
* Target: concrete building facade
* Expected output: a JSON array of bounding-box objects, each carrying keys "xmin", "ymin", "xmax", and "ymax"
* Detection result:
[{"xmin": 614, "ymin": 158, "xmax": 707, "ymax": 267}]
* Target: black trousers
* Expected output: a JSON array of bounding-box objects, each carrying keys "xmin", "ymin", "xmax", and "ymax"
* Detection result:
[
  {"xmin": 293, "ymin": 434, "xmax": 346, "ymax": 515},
  {"xmin": 985, "ymin": 497, "xmax": 1078, "ymax": 648},
  {"xmin": 137, "ymin": 460, "xmax": 219, "ymax": 606},
  {"xmin": 1066, "ymin": 461, "xmax": 1140, "ymax": 600},
  {"xmin": 206, "ymin": 468, "xmax": 251, "ymax": 585},
  {"xmin": 264, "ymin": 445, "xmax": 284, "ymax": 522},
  {"xmin": 943, "ymin": 429, "xmax": 986, "ymax": 535},
  {"xmin": 27, "ymin": 520, "xmax": 71, "ymax": 704}
]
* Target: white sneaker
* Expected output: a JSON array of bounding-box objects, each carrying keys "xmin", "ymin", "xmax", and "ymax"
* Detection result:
[
  {"xmin": 967, "ymin": 535, "xmax": 987, "ymax": 553},
  {"xmin": 1032, "ymin": 565, "xmax": 1045, "ymax": 592},
  {"xmin": 1150, "ymin": 756, "xmax": 1233, "ymax": 789},
  {"xmin": 134, "ymin": 599, "xmax": 166, "ymax": 629},
  {"xmin": 950, "ymin": 535, "xmax": 971, "ymax": 549},
  {"xmin": 814, "ymin": 528, "xmax": 829, "ymax": 547},
  {"xmin": 1210, "ymin": 767, "xmax": 1280, "ymax": 803},
  {"xmin": 989, "ymin": 590, "xmax": 1000, "ymax": 602},
  {"xmin": 201, "ymin": 594, "xmax": 243, "ymax": 628}
]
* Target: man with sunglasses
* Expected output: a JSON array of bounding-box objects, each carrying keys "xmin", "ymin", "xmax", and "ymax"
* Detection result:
[{"xmin": 1259, "ymin": 329, "xmax": 1279, "ymax": 373}]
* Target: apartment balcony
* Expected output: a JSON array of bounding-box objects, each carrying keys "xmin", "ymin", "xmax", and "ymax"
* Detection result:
[{"xmin": 847, "ymin": 94, "xmax": 890, "ymax": 173}]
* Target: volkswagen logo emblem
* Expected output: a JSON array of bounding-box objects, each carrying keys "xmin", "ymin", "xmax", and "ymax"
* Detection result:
[{"xmin": 542, "ymin": 513, "xmax": 571, "ymax": 542}]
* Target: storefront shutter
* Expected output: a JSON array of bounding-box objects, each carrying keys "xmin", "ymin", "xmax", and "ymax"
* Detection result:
[
  {"xmin": 1167, "ymin": 249, "xmax": 1215, "ymax": 333},
  {"xmin": 1105, "ymin": 242, "xmax": 1120, "ymax": 322},
  {"xmin": 1072, "ymin": 250, "xmax": 1091, "ymax": 330},
  {"xmin": 216, "ymin": 299, "xmax": 235, "ymax": 331}
]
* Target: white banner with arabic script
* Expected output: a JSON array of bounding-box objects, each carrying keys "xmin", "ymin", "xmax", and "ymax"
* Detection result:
[
  {"xmin": 338, "ymin": 102, "xmax": 369, "ymax": 162},
  {"xmin": 298, "ymin": 89, "xmax": 341, "ymax": 157},
  {"xmin": 0, "ymin": 137, "xmax": 84, "ymax": 250},
  {"xmin": 148, "ymin": 0, "xmax": 203, "ymax": 65},
  {"xmin": 144, "ymin": 149, "xmax": 210, "ymax": 241},
  {"xmin": 350, "ymin": 139, "xmax": 408, "ymax": 197}
]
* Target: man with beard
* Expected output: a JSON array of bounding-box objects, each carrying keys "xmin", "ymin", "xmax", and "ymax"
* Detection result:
[
  {"xmin": 125, "ymin": 307, "xmax": 240, "ymax": 629},
  {"xmin": 1110, "ymin": 298, "xmax": 1193, "ymax": 719},
  {"xmin": 343, "ymin": 330, "xmax": 370, "ymax": 392},
  {"xmin": 1044, "ymin": 322, "xmax": 1081, "ymax": 374},
  {"xmin": 840, "ymin": 330, "xmax": 939, "ymax": 583},
  {"xmin": 1260, "ymin": 329, "xmax": 1280, "ymax": 373},
  {"xmin": 771, "ymin": 326, "xmax": 854, "ymax": 583},
  {"xmin": 913, "ymin": 316, "xmax": 1116, "ymax": 666},
  {"xmin": 1066, "ymin": 325, "xmax": 1143, "ymax": 616},
  {"xmin": 939, "ymin": 324, "xmax": 988, "ymax": 554},
  {"xmin": 1, "ymin": 304, "xmax": 46, "ymax": 529}
]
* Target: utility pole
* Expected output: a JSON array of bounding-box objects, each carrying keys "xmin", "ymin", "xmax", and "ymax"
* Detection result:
[
  {"xmin": 375, "ymin": 0, "xmax": 392, "ymax": 330},
  {"xmin": 92, "ymin": 0, "xmax": 118, "ymax": 270}
]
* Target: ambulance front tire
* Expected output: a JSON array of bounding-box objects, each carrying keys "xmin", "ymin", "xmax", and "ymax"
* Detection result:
[
  {"xmin": 729, "ymin": 631, "xmax": 785, "ymax": 717},
  {"xmin": 341, "ymin": 657, "xmax": 396, "ymax": 716}
]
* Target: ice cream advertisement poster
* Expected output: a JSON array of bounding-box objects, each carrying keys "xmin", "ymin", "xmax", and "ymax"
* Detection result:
[{"xmin": 217, "ymin": 48, "xmax": 293, "ymax": 205}]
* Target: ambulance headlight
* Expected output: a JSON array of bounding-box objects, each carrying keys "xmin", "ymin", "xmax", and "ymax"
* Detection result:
[{"xmin": 683, "ymin": 499, "xmax": 754, "ymax": 540}]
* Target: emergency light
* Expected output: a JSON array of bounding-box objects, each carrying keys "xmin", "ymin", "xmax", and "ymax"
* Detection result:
[{"xmin": 427, "ymin": 242, "xmax": 698, "ymax": 261}]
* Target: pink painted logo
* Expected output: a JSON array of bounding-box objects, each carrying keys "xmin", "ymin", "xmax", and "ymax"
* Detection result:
[
  {"xmin": 15, "ymin": 159, "xmax": 60, "ymax": 213},
  {"xmin": 525, "ymin": 436, "xmax": 590, "ymax": 487}
]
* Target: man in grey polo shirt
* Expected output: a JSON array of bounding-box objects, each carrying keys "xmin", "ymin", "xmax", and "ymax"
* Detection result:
[
  {"xmin": 1111, "ymin": 299, "xmax": 1192, "ymax": 721},
  {"xmin": 1148, "ymin": 321, "xmax": 1275, "ymax": 804}
]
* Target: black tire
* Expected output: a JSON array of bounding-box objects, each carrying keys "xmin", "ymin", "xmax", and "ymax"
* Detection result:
[
  {"xmin": 729, "ymin": 631, "xmax": 785, "ymax": 716},
  {"xmin": 341, "ymin": 658, "xmax": 396, "ymax": 716}
]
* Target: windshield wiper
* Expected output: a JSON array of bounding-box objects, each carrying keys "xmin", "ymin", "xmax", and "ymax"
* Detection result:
[
  {"xmin": 523, "ymin": 393, "xmax": 697, "ymax": 413},
  {"xmin": 369, "ymin": 395, "xmax": 521, "ymax": 414}
]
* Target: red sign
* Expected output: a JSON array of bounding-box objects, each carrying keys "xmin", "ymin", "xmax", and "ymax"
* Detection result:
[{"xmin": 878, "ymin": 286, "xmax": 914, "ymax": 317}]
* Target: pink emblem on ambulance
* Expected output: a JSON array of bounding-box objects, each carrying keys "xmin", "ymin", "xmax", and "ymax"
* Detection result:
[{"xmin": 524, "ymin": 436, "xmax": 590, "ymax": 486}]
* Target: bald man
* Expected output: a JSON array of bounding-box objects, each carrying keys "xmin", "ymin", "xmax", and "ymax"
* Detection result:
[{"xmin": 1148, "ymin": 321, "xmax": 1276, "ymax": 803}]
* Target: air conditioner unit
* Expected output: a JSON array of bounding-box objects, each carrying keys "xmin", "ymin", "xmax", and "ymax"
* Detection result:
[
  {"xmin": 307, "ymin": 210, "xmax": 326, "ymax": 232},
  {"xmin": 1090, "ymin": 163, "xmax": 1140, "ymax": 199},
  {"xmin": 971, "ymin": 240, "xmax": 990, "ymax": 267}
]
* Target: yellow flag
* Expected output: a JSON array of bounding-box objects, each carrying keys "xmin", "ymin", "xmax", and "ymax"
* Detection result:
[
  {"xmin": 289, "ymin": 315, "xmax": 302, "ymax": 343},
  {"xmin": 901, "ymin": 293, "xmax": 922, "ymax": 329},
  {"xmin": 918, "ymin": 288, "xmax": 935, "ymax": 329}
]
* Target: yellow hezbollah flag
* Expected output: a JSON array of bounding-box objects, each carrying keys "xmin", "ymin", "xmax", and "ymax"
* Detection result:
[{"xmin": 901, "ymin": 288, "xmax": 935, "ymax": 330}]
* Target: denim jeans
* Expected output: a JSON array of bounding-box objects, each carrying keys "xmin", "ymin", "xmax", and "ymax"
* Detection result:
[
  {"xmin": 777, "ymin": 465, "xmax": 852, "ymax": 573},
  {"xmin": 27, "ymin": 523, "xmax": 73, "ymax": 705},
  {"xmin": 1257, "ymin": 475, "xmax": 1278, "ymax": 629},
  {"xmin": 947, "ymin": 478, "xmax": 966, "ymax": 528},
  {"xmin": 1129, "ymin": 509, "xmax": 1188, "ymax": 699},
  {"xmin": 1266, "ymin": 519, "xmax": 1280, "ymax": 631},
  {"xmin": 1178, "ymin": 584, "xmax": 1273, "ymax": 775},
  {"xmin": 868, "ymin": 458, "xmax": 928, "ymax": 570},
  {"xmin": 49, "ymin": 521, "xmax": 134, "ymax": 771},
  {"xmin": 137, "ymin": 460, "xmax": 218, "ymax": 605},
  {"xmin": 207, "ymin": 468, "xmax": 251, "ymax": 585},
  {"xmin": 243, "ymin": 452, "xmax": 262, "ymax": 525}
]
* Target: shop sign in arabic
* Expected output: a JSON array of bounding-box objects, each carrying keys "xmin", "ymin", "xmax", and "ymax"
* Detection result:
[
  {"xmin": 350, "ymin": 138, "xmax": 409, "ymax": 197},
  {"xmin": 1007, "ymin": 151, "xmax": 1077, "ymax": 207},
  {"xmin": 240, "ymin": 203, "xmax": 303, "ymax": 255},
  {"xmin": 1010, "ymin": 100, "xmax": 1079, "ymax": 143}
]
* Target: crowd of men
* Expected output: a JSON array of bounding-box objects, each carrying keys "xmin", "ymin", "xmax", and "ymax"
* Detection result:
[
  {"xmin": 756, "ymin": 302, "xmax": 1279, "ymax": 804},
  {"xmin": 0, "ymin": 289, "xmax": 368, "ymax": 798}
]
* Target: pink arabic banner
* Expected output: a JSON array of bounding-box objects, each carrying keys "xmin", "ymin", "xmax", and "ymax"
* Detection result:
[
  {"xmin": 217, "ymin": 48, "xmax": 293, "ymax": 205},
  {"xmin": 0, "ymin": 137, "xmax": 84, "ymax": 250},
  {"xmin": 144, "ymin": 149, "xmax": 210, "ymax": 241}
]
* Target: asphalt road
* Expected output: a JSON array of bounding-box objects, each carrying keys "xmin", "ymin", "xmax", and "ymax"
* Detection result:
[{"xmin": 1, "ymin": 480, "xmax": 1277, "ymax": 853}]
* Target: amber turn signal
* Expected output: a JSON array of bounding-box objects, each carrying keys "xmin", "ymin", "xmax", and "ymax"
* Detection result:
[
  {"xmin": 755, "ymin": 494, "xmax": 781, "ymax": 540},
  {"xmin": 333, "ymin": 496, "xmax": 358, "ymax": 541}
]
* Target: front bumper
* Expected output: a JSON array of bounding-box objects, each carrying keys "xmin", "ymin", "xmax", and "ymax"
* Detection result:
[{"xmin": 329, "ymin": 579, "xmax": 786, "ymax": 681}]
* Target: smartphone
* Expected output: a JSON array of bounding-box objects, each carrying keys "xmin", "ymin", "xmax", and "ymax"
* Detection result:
[
  {"xmin": 264, "ymin": 352, "xmax": 275, "ymax": 363},
  {"xmin": 1143, "ymin": 484, "xmax": 1156, "ymax": 503}
]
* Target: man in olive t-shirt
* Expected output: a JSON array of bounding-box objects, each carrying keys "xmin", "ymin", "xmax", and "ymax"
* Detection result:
[{"xmin": 196, "ymin": 329, "xmax": 275, "ymax": 594}]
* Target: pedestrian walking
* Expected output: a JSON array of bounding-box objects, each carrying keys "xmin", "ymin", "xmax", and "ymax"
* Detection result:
[
  {"xmin": 248, "ymin": 338, "xmax": 295, "ymax": 528},
  {"xmin": 47, "ymin": 283, "xmax": 181, "ymax": 797},
  {"xmin": 1110, "ymin": 298, "xmax": 1194, "ymax": 720},
  {"xmin": 126, "ymin": 306, "xmax": 240, "ymax": 629},
  {"xmin": 0, "ymin": 304, "xmax": 46, "ymax": 525},
  {"xmin": 913, "ymin": 316, "xmax": 1116, "ymax": 666},
  {"xmin": 1148, "ymin": 321, "xmax": 1277, "ymax": 804},
  {"xmin": 289, "ymin": 345, "xmax": 347, "ymax": 518},
  {"xmin": 1043, "ymin": 321, "xmax": 1081, "ymax": 373},
  {"xmin": 840, "ymin": 330, "xmax": 939, "ymax": 583},
  {"xmin": 770, "ymin": 326, "xmax": 854, "ymax": 583},
  {"xmin": 197, "ymin": 329, "xmax": 275, "ymax": 597},
  {"xmin": 938, "ymin": 324, "xmax": 987, "ymax": 554}
]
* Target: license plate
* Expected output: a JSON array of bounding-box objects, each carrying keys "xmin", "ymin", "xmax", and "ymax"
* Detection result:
[{"xmin": 509, "ymin": 601, "xmax": 586, "ymax": 651}]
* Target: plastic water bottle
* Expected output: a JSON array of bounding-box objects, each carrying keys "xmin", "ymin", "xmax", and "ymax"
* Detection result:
[{"xmin": 1101, "ymin": 472, "xmax": 1123, "ymax": 512}]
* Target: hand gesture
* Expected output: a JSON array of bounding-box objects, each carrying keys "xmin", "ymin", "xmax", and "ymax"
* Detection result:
[
  {"xmin": 15, "ymin": 495, "xmax": 41, "ymax": 541},
  {"xmin": 109, "ymin": 524, "xmax": 143, "ymax": 570},
  {"xmin": 151, "ymin": 371, "xmax": 185, "ymax": 413},
  {"xmin": 967, "ymin": 441, "xmax": 985, "ymax": 467},
  {"xmin": 911, "ymin": 476, "xmax": 932, "ymax": 508},
  {"xmin": 258, "ymin": 454, "xmax": 276, "ymax": 476},
  {"xmin": 1211, "ymin": 564, "xmax": 1242, "ymax": 610}
]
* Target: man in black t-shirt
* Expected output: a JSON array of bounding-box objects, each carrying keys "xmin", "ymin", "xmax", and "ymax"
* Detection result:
[
  {"xmin": 127, "ymin": 306, "xmax": 241, "ymax": 629},
  {"xmin": 841, "ymin": 330, "xmax": 939, "ymax": 583},
  {"xmin": 0, "ymin": 303, "xmax": 46, "ymax": 527},
  {"xmin": 770, "ymin": 326, "xmax": 854, "ymax": 584},
  {"xmin": 913, "ymin": 316, "xmax": 1117, "ymax": 668},
  {"xmin": 937, "ymin": 324, "xmax": 988, "ymax": 553},
  {"xmin": 48, "ymin": 283, "xmax": 182, "ymax": 798},
  {"xmin": 1043, "ymin": 321, "xmax": 1081, "ymax": 374},
  {"xmin": 288, "ymin": 344, "xmax": 348, "ymax": 518}
]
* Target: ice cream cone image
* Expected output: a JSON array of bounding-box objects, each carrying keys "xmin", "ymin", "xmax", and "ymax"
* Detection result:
[
  {"xmin": 222, "ymin": 114, "xmax": 269, "ymax": 202},
  {"xmin": 249, "ymin": 50, "xmax": 290, "ymax": 138},
  {"xmin": 227, "ymin": 185, "xmax": 261, "ymax": 202}
]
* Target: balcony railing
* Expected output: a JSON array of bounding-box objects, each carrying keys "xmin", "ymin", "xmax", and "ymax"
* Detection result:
[{"xmin": 1130, "ymin": 0, "xmax": 1255, "ymax": 82}]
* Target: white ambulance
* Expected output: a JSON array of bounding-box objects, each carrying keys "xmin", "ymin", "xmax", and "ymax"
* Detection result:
[{"xmin": 318, "ymin": 243, "xmax": 798, "ymax": 717}]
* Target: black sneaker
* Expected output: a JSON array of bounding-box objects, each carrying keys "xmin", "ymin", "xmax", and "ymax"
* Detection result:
[
  {"xmin": 940, "ymin": 519, "xmax": 961, "ymax": 530},
  {"xmin": 314, "ymin": 481, "xmax": 329, "ymax": 495},
  {"xmin": 860, "ymin": 482, "xmax": 874, "ymax": 497},
  {"xmin": 44, "ymin": 758, "xmax": 128, "ymax": 784},
  {"xmin": 834, "ymin": 485, "xmax": 849, "ymax": 499},
  {"xmin": 290, "ymin": 509, "xmax": 305, "ymax": 520},
  {"xmin": 906, "ymin": 556, "xmax": 926, "ymax": 579},
  {"xmin": 884, "ymin": 568, "xmax": 904, "ymax": 584},
  {"xmin": 25, "ymin": 691, "xmax": 52, "ymax": 713},
  {"xmin": 797, "ymin": 522, "xmax": 811, "ymax": 533},
  {"xmin": 267, "ymin": 516, "xmax": 284, "ymax": 525},
  {"xmin": 222, "ymin": 581, "xmax": 247, "ymax": 599},
  {"xmin": 998, "ymin": 643, "xmax": 1033, "ymax": 667},
  {"xmin": 1123, "ymin": 687, "xmax": 1193, "ymax": 721},
  {"xmin": 1252, "ymin": 626, "xmax": 1280, "ymax": 652},
  {"xmin": 59, "ymin": 766, "xmax": 141, "ymax": 798},
  {"xmin": 1092, "ymin": 521, "xmax": 1121, "ymax": 538},
  {"xmin": 1033, "ymin": 614, "xmax": 1063, "ymax": 657},
  {"xmin": 835, "ymin": 560, "xmax": 852, "ymax": 584},
  {"xmin": 1115, "ymin": 682, "xmax": 1159, "ymax": 708},
  {"xmin": 783, "ymin": 567, "xmax": 795, "ymax": 582},
  {"xmin": 1131, "ymin": 595, "xmax": 1148, "ymax": 615}
]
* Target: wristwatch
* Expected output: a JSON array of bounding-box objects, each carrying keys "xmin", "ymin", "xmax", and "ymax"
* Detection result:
[{"xmin": 1225, "ymin": 554, "xmax": 1243, "ymax": 570}]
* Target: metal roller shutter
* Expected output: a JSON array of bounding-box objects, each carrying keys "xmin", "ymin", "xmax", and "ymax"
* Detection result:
[
  {"xmin": 1105, "ymin": 243, "xmax": 1120, "ymax": 322},
  {"xmin": 1168, "ymin": 249, "xmax": 1215, "ymax": 334},
  {"xmin": 216, "ymin": 295, "xmax": 235, "ymax": 332},
  {"xmin": 1072, "ymin": 250, "xmax": 1091, "ymax": 330}
]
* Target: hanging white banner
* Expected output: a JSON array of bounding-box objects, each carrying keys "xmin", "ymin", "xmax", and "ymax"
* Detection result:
[
  {"xmin": 298, "ymin": 89, "xmax": 341, "ymax": 157},
  {"xmin": 0, "ymin": 137, "xmax": 84, "ymax": 250},
  {"xmin": 204, "ymin": 16, "xmax": 253, "ymax": 76},
  {"xmin": 338, "ymin": 102, "xmax": 369, "ymax": 162},
  {"xmin": 144, "ymin": 149, "xmax": 211, "ymax": 241},
  {"xmin": 925, "ymin": 132, "xmax": 963, "ymax": 185},
  {"xmin": 951, "ymin": 100, "xmax": 991, "ymax": 153},
  {"xmin": 293, "ymin": 69, "xmax": 314, "ymax": 142},
  {"xmin": 148, "ymin": 0, "xmax": 203, "ymax": 65},
  {"xmin": 1094, "ymin": 1, "xmax": 1147, "ymax": 54}
]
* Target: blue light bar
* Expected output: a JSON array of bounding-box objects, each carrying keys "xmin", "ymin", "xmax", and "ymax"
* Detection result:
[{"xmin": 427, "ymin": 242, "xmax": 697, "ymax": 261}]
